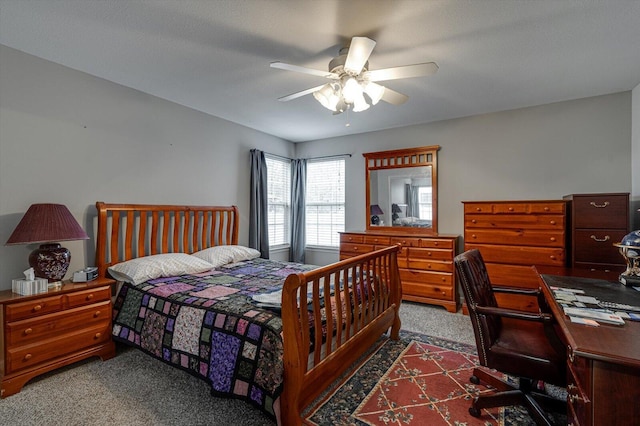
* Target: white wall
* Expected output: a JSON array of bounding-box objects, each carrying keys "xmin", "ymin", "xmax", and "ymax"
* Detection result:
[
  {"xmin": 297, "ymin": 92, "xmax": 632, "ymax": 264},
  {"xmin": 0, "ymin": 45, "xmax": 294, "ymax": 289}
]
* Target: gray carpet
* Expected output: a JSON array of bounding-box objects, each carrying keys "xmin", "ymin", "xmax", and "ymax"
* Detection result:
[{"xmin": 0, "ymin": 302, "xmax": 474, "ymax": 426}]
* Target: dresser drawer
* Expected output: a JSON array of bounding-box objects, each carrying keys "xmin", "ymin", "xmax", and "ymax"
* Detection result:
[
  {"xmin": 464, "ymin": 202, "xmax": 565, "ymax": 215},
  {"xmin": 6, "ymin": 300, "xmax": 111, "ymax": 347},
  {"xmin": 390, "ymin": 236, "xmax": 454, "ymax": 249},
  {"xmin": 484, "ymin": 263, "xmax": 541, "ymax": 288},
  {"xmin": 567, "ymin": 355, "xmax": 592, "ymax": 424},
  {"xmin": 363, "ymin": 235, "xmax": 391, "ymax": 245},
  {"xmin": 465, "ymin": 228, "xmax": 565, "ymax": 247},
  {"xmin": 401, "ymin": 275, "xmax": 453, "ymax": 300},
  {"xmin": 573, "ymin": 229, "xmax": 627, "ymax": 265},
  {"xmin": 5, "ymin": 295, "xmax": 64, "ymax": 322},
  {"xmin": 404, "ymin": 259, "xmax": 453, "ymax": 273},
  {"xmin": 6, "ymin": 323, "xmax": 112, "ymax": 374},
  {"xmin": 572, "ymin": 194, "xmax": 629, "ymax": 229},
  {"xmin": 66, "ymin": 286, "xmax": 111, "ymax": 308},
  {"xmin": 465, "ymin": 214, "xmax": 565, "ymax": 230},
  {"xmin": 340, "ymin": 242, "xmax": 374, "ymax": 255},
  {"xmin": 466, "ymin": 244, "xmax": 565, "ymax": 266},
  {"xmin": 340, "ymin": 233, "xmax": 364, "ymax": 244},
  {"xmin": 406, "ymin": 247, "xmax": 452, "ymax": 261},
  {"xmin": 399, "ymin": 269, "xmax": 453, "ymax": 286}
]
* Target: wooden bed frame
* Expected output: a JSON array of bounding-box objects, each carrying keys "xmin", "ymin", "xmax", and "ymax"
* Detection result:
[{"xmin": 95, "ymin": 202, "xmax": 402, "ymax": 425}]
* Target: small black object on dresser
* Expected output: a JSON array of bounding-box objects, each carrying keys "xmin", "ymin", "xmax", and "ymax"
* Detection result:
[{"xmin": 563, "ymin": 192, "xmax": 629, "ymax": 272}]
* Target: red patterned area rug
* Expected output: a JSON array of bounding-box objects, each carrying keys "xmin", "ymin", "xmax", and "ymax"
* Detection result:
[{"xmin": 303, "ymin": 331, "xmax": 541, "ymax": 426}]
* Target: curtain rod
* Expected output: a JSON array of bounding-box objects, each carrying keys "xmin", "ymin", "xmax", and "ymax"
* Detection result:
[{"xmin": 261, "ymin": 151, "xmax": 352, "ymax": 161}]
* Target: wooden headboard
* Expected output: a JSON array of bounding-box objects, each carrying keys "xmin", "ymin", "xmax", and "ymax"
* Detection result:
[{"xmin": 95, "ymin": 202, "xmax": 239, "ymax": 278}]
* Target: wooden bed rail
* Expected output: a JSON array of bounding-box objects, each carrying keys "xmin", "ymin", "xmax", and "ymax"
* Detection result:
[
  {"xmin": 95, "ymin": 202, "xmax": 239, "ymax": 278},
  {"xmin": 280, "ymin": 245, "xmax": 402, "ymax": 424}
]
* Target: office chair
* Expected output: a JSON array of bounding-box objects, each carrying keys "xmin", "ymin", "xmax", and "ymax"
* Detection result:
[{"xmin": 454, "ymin": 249, "xmax": 566, "ymax": 426}]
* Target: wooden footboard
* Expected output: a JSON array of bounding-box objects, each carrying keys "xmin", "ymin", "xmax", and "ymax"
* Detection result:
[{"xmin": 280, "ymin": 245, "xmax": 402, "ymax": 425}]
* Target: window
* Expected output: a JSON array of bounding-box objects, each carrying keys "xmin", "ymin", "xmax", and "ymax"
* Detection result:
[
  {"xmin": 305, "ymin": 158, "xmax": 345, "ymax": 247},
  {"xmin": 418, "ymin": 186, "xmax": 432, "ymax": 220},
  {"xmin": 265, "ymin": 155, "xmax": 291, "ymax": 247}
]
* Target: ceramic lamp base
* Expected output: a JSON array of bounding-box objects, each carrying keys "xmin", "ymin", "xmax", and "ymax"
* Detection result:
[{"xmin": 29, "ymin": 243, "xmax": 71, "ymax": 282}]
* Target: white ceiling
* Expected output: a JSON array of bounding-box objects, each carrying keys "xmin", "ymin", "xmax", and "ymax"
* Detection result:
[{"xmin": 1, "ymin": 1, "xmax": 639, "ymax": 143}]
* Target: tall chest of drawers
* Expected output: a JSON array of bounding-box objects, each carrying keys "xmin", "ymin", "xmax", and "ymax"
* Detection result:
[
  {"xmin": 462, "ymin": 200, "xmax": 568, "ymax": 311},
  {"xmin": 0, "ymin": 278, "xmax": 116, "ymax": 397},
  {"xmin": 563, "ymin": 193, "xmax": 629, "ymax": 272},
  {"xmin": 340, "ymin": 231, "xmax": 459, "ymax": 312}
]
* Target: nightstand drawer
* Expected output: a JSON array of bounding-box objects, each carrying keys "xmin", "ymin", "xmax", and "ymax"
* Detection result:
[
  {"xmin": 5, "ymin": 295, "xmax": 64, "ymax": 322},
  {"xmin": 66, "ymin": 286, "xmax": 111, "ymax": 308},
  {"xmin": 6, "ymin": 300, "xmax": 111, "ymax": 346},
  {"xmin": 6, "ymin": 323, "xmax": 112, "ymax": 374}
]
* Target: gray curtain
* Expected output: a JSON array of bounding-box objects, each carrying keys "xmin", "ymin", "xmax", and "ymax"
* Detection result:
[
  {"xmin": 290, "ymin": 159, "xmax": 307, "ymax": 263},
  {"xmin": 405, "ymin": 183, "xmax": 420, "ymax": 218},
  {"xmin": 249, "ymin": 149, "xmax": 269, "ymax": 258}
]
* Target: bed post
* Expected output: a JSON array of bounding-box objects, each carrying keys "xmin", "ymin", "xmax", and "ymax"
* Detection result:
[{"xmin": 389, "ymin": 246, "xmax": 402, "ymax": 340}]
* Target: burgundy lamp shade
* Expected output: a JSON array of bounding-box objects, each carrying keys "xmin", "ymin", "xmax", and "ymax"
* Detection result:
[{"xmin": 6, "ymin": 204, "xmax": 89, "ymax": 282}]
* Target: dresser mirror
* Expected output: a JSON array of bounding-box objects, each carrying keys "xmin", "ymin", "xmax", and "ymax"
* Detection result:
[{"xmin": 364, "ymin": 146, "xmax": 439, "ymax": 233}]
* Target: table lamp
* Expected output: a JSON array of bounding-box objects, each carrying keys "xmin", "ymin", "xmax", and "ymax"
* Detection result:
[
  {"xmin": 6, "ymin": 204, "xmax": 89, "ymax": 282},
  {"xmin": 370, "ymin": 204, "xmax": 384, "ymax": 225}
]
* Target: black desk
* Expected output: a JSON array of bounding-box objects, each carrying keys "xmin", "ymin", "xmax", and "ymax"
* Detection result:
[{"xmin": 537, "ymin": 269, "xmax": 640, "ymax": 426}]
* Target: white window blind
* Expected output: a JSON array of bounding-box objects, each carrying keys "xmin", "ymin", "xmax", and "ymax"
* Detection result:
[
  {"xmin": 305, "ymin": 158, "xmax": 345, "ymax": 247},
  {"xmin": 265, "ymin": 155, "xmax": 291, "ymax": 247}
]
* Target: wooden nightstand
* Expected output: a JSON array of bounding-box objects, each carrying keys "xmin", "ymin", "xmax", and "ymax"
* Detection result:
[{"xmin": 0, "ymin": 277, "xmax": 116, "ymax": 397}]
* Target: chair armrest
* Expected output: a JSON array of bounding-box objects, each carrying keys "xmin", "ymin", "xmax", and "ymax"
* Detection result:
[{"xmin": 475, "ymin": 304, "xmax": 554, "ymax": 323}]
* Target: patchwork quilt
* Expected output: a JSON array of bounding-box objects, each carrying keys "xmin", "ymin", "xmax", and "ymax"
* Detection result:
[{"xmin": 112, "ymin": 258, "xmax": 317, "ymax": 420}]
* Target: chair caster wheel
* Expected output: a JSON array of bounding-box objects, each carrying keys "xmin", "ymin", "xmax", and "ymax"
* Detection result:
[
  {"xmin": 469, "ymin": 407, "xmax": 481, "ymax": 417},
  {"xmin": 470, "ymin": 375, "xmax": 480, "ymax": 385}
]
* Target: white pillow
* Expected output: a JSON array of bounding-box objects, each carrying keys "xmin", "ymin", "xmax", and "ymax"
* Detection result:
[
  {"xmin": 108, "ymin": 253, "xmax": 214, "ymax": 285},
  {"xmin": 192, "ymin": 245, "xmax": 261, "ymax": 267}
]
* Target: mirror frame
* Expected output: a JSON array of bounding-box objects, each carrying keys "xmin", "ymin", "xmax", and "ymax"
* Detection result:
[{"xmin": 364, "ymin": 145, "xmax": 440, "ymax": 234}]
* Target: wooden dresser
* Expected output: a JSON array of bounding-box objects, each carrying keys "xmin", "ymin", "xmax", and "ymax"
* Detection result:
[
  {"xmin": 462, "ymin": 200, "xmax": 568, "ymax": 311},
  {"xmin": 563, "ymin": 193, "xmax": 629, "ymax": 272},
  {"xmin": 0, "ymin": 278, "xmax": 116, "ymax": 397},
  {"xmin": 340, "ymin": 231, "xmax": 459, "ymax": 312}
]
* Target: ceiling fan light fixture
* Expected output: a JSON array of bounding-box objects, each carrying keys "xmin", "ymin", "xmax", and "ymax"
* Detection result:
[
  {"xmin": 341, "ymin": 76, "xmax": 362, "ymax": 104},
  {"xmin": 352, "ymin": 92, "xmax": 370, "ymax": 112},
  {"xmin": 363, "ymin": 82, "xmax": 385, "ymax": 105},
  {"xmin": 313, "ymin": 83, "xmax": 339, "ymax": 111}
]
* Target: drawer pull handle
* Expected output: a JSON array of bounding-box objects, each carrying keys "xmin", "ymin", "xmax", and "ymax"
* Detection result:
[
  {"xmin": 549, "ymin": 220, "xmax": 556, "ymax": 225},
  {"xmin": 94, "ymin": 333, "xmax": 102, "ymax": 339},
  {"xmin": 471, "ymin": 234, "xmax": 477, "ymax": 239},
  {"xmin": 24, "ymin": 328, "xmax": 33, "ymax": 335},
  {"xmin": 590, "ymin": 201, "xmax": 610, "ymax": 208},
  {"xmin": 550, "ymin": 237, "xmax": 556, "ymax": 242},
  {"xmin": 94, "ymin": 311, "xmax": 101, "ymax": 317},
  {"xmin": 23, "ymin": 353, "xmax": 32, "ymax": 361},
  {"xmin": 544, "ymin": 207, "xmax": 550, "ymax": 211},
  {"xmin": 32, "ymin": 305, "xmax": 42, "ymax": 312},
  {"xmin": 476, "ymin": 207, "xmax": 481, "ymax": 212},
  {"xmin": 86, "ymin": 294, "xmax": 94, "ymax": 300},
  {"xmin": 567, "ymin": 384, "xmax": 577, "ymax": 391},
  {"xmin": 590, "ymin": 235, "xmax": 610, "ymax": 242},
  {"xmin": 508, "ymin": 207, "xmax": 514, "ymax": 211},
  {"xmin": 471, "ymin": 219, "xmax": 477, "ymax": 224}
]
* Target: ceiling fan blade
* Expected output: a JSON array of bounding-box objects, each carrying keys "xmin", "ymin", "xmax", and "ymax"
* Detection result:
[
  {"xmin": 277, "ymin": 85, "xmax": 325, "ymax": 102},
  {"xmin": 380, "ymin": 87, "xmax": 409, "ymax": 105},
  {"xmin": 344, "ymin": 37, "xmax": 376, "ymax": 75},
  {"xmin": 366, "ymin": 62, "xmax": 439, "ymax": 82},
  {"xmin": 270, "ymin": 61, "xmax": 338, "ymax": 79}
]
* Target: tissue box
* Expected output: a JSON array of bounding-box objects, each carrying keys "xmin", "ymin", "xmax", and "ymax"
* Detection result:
[{"xmin": 12, "ymin": 278, "xmax": 49, "ymax": 295}]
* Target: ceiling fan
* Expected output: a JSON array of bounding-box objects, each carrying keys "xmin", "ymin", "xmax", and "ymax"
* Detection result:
[{"xmin": 270, "ymin": 36, "xmax": 438, "ymax": 114}]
